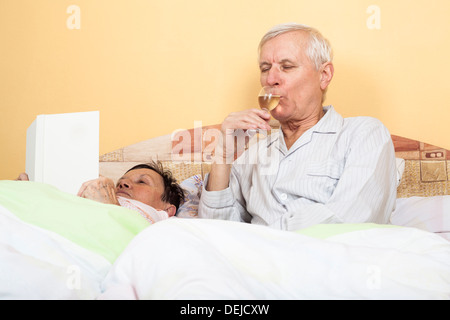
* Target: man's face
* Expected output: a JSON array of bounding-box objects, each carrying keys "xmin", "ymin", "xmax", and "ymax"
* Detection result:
[
  {"xmin": 115, "ymin": 168, "xmax": 167, "ymax": 210},
  {"xmin": 258, "ymin": 31, "xmax": 326, "ymax": 123}
]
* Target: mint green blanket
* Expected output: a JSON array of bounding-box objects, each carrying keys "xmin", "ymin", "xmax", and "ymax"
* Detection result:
[
  {"xmin": 0, "ymin": 181, "xmax": 149, "ymax": 263},
  {"xmin": 296, "ymin": 222, "xmax": 399, "ymax": 239}
]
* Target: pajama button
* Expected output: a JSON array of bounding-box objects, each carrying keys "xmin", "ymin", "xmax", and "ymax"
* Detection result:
[{"xmin": 280, "ymin": 193, "xmax": 288, "ymax": 201}]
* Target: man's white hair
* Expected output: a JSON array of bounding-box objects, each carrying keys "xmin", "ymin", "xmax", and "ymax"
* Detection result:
[{"xmin": 258, "ymin": 23, "xmax": 333, "ymax": 70}]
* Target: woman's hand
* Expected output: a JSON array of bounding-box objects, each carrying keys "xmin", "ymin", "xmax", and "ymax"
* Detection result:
[
  {"xmin": 77, "ymin": 176, "xmax": 119, "ymax": 205},
  {"xmin": 16, "ymin": 173, "xmax": 29, "ymax": 181}
]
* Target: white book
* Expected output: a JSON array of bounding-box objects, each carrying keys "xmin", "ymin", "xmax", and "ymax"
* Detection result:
[{"xmin": 26, "ymin": 111, "xmax": 99, "ymax": 195}]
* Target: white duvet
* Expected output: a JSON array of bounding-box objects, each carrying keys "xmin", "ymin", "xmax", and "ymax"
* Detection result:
[
  {"xmin": 1, "ymin": 186, "xmax": 449, "ymax": 300},
  {"xmin": 100, "ymin": 218, "xmax": 450, "ymax": 300},
  {"xmin": 0, "ymin": 205, "xmax": 110, "ymax": 299}
]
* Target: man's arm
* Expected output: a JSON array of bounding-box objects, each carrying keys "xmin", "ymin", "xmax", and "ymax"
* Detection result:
[
  {"xmin": 200, "ymin": 109, "xmax": 271, "ymax": 221},
  {"xmin": 205, "ymin": 108, "xmax": 271, "ymax": 192},
  {"xmin": 198, "ymin": 168, "xmax": 252, "ymax": 223}
]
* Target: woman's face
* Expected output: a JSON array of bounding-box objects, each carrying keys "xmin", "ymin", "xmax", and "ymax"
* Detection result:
[{"xmin": 115, "ymin": 168, "xmax": 167, "ymax": 210}]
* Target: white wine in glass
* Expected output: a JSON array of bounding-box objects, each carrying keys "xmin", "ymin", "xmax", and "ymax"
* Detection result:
[{"xmin": 258, "ymin": 86, "xmax": 280, "ymax": 111}]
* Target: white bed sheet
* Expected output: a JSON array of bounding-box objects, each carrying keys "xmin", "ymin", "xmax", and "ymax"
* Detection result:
[
  {"xmin": 100, "ymin": 218, "xmax": 450, "ymax": 300},
  {"xmin": 1, "ymin": 185, "xmax": 449, "ymax": 300},
  {"xmin": 0, "ymin": 204, "xmax": 110, "ymax": 299}
]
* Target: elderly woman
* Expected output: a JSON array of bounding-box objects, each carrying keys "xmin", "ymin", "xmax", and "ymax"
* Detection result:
[
  {"xmin": 199, "ymin": 23, "xmax": 397, "ymax": 231},
  {"xmin": 19, "ymin": 161, "xmax": 185, "ymax": 224}
]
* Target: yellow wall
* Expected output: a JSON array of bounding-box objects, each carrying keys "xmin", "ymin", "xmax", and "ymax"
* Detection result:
[{"xmin": 1, "ymin": 0, "xmax": 450, "ymax": 179}]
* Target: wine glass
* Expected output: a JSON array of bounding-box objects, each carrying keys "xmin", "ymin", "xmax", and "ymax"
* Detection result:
[
  {"xmin": 258, "ymin": 86, "xmax": 280, "ymax": 112},
  {"xmin": 246, "ymin": 86, "xmax": 279, "ymax": 139}
]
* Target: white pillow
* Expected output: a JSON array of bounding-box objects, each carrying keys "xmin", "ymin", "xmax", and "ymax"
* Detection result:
[
  {"xmin": 177, "ymin": 174, "xmax": 202, "ymax": 218},
  {"xmin": 391, "ymin": 196, "xmax": 450, "ymax": 240}
]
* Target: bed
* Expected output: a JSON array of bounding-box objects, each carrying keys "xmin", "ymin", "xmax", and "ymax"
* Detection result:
[{"xmin": 1, "ymin": 124, "xmax": 449, "ymax": 300}]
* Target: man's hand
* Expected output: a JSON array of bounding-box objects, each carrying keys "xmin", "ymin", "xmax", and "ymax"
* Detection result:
[
  {"xmin": 221, "ymin": 108, "xmax": 271, "ymax": 133},
  {"xmin": 216, "ymin": 108, "xmax": 271, "ymax": 163},
  {"xmin": 77, "ymin": 176, "xmax": 119, "ymax": 205}
]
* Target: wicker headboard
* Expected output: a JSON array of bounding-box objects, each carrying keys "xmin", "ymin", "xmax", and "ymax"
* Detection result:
[
  {"xmin": 392, "ymin": 135, "xmax": 450, "ymax": 197},
  {"xmin": 99, "ymin": 126, "xmax": 450, "ymax": 198}
]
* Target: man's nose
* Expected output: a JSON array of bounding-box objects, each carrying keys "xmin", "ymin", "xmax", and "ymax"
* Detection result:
[{"xmin": 266, "ymin": 68, "xmax": 281, "ymax": 87}]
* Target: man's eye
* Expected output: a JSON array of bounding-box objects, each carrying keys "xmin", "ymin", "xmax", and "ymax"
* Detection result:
[
  {"xmin": 282, "ymin": 65, "xmax": 294, "ymax": 70},
  {"xmin": 259, "ymin": 64, "xmax": 271, "ymax": 73}
]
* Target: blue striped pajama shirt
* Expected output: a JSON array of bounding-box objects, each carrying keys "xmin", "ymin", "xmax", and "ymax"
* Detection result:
[{"xmin": 198, "ymin": 106, "xmax": 397, "ymax": 231}]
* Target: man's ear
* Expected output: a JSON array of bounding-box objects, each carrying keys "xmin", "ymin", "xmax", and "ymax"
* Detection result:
[
  {"xmin": 165, "ymin": 204, "xmax": 177, "ymax": 217},
  {"xmin": 320, "ymin": 62, "xmax": 334, "ymax": 90}
]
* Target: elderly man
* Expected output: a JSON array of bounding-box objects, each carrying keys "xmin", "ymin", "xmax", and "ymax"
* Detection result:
[{"xmin": 198, "ymin": 23, "xmax": 397, "ymax": 231}]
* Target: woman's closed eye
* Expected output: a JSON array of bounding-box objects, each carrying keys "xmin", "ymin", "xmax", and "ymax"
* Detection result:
[{"xmin": 136, "ymin": 175, "xmax": 155, "ymax": 186}]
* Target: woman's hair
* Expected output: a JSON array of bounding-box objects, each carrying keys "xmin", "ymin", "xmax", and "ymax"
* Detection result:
[
  {"xmin": 126, "ymin": 161, "xmax": 185, "ymax": 212},
  {"xmin": 258, "ymin": 23, "xmax": 333, "ymax": 70}
]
